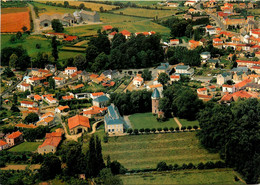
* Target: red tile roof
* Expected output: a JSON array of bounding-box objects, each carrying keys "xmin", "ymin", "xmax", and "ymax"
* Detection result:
[
  {"xmin": 63, "ymin": 36, "xmax": 78, "ymax": 41},
  {"xmin": 234, "ymin": 79, "xmax": 252, "ymax": 89},
  {"xmin": 62, "ymin": 95, "xmax": 74, "ymax": 100},
  {"xmin": 53, "ymin": 77, "xmax": 63, "ymax": 81},
  {"xmin": 65, "ymin": 67, "xmax": 77, "ymax": 70},
  {"xmin": 21, "ymin": 101, "xmax": 34, "ymax": 105},
  {"xmin": 222, "ymin": 84, "xmax": 233, "ymax": 88},
  {"xmin": 197, "ymin": 87, "xmax": 207, "ymax": 92},
  {"xmin": 68, "ymin": 115, "xmax": 90, "ymax": 130},
  {"xmin": 57, "ymin": 105, "xmax": 69, "ymax": 111},
  {"xmin": 120, "ymin": 30, "xmax": 131, "ymax": 36},
  {"xmin": 0, "ymin": 140, "xmax": 8, "ymax": 146},
  {"xmin": 38, "ymin": 132, "xmax": 62, "ymax": 148},
  {"xmin": 103, "ymin": 25, "xmax": 113, "ymax": 30},
  {"xmin": 15, "ymin": 123, "xmax": 37, "ymax": 129},
  {"xmin": 209, "ymin": 85, "xmax": 216, "ymax": 89},
  {"xmin": 21, "ymin": 83, "xmax": 30, "ymax": 87},
  {"xmin": 34, "ymin": 95, "xmax": 42, "ymax": 101},
  {"xmin": 92, "ymin": 92, "xmax": 104, "ymax": 97},
  {"xmin": 7, "ymin": 131, "xmax": 22, "ymax": 139},
  {"xmin": 170, "ymin": 75, "xmax": 180, "ymax": 79}
]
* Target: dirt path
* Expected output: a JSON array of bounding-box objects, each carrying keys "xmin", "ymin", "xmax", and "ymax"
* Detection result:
[
  {"xmin": 28, "ymin": 3, "xmax": 41, "ymax": 35},
  {"xmin": 124, "ymin": 115, "xmax": 133, "ymax": 129},
  {"xmin": 88, "ymin": 120, "xmax": 103, "ymax": 135},
  {"xmin": 174, "ymin": 117, "xmax": 182, "ymax": 129},
  {"xmin": 0, "ymin": 164, "xmax": 40, "ymax": 170}
]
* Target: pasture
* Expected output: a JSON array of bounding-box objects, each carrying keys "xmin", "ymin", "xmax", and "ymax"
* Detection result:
[
  {"xmin": 112, "ymin": 7, "xmax": 176, "ymax": 18},
  {"xmin": 102, "ymin": 132, "xmax": 221, "ymax": 170},
  {"xmin": 8, "ymin": 142, "xmax": 42, "ymax": 152},
  {"xmin": 32, "ymin": 2, "xmax": 75, "ymax": 16},
  {"xmin": 178, "ymin": 118, "xmax": 199, "ymax": 128},
  {"xmin": 1, "ymin": 7, "xmax": 30, "ymax": 32},
  {"xmin": 129, "ymin": 112, "xmax": 178, "ymax": 129},
  {"xmin": 119, "ymin": 169, "xmax": 245, "ymax": 184}
]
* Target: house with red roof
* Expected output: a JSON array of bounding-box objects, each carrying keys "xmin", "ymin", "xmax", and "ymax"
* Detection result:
[
  {"xmin": 222, "ymin": 84, "xmax": 235, "ymax": 93},
  {"xmin": 205, "ymin": 25, "xmax": 216, "ymax": 35},
  {"xmin": 170, "ymin": 39, "xmax": 180, "ymax": 45},
  {"xmin": 64, "ymin": 67, "xmax": 77, "ymax": 76},
  {"xmin": 184, "ymin": 1, "xmax": 196, "ymax": 7},
  {"xmin": 120, "ymin": 30, "xmax": 131, "ymax": 39},
  {"xmin": 82, "ymin": 106, "xmax": 107, "ymax": 118},
  {"xmin": 20, "ymin": 101, "xmax": 37, "ymax": 108},
  {"xmin": 62, "ymin": 95, "xmax": 74, "ymax": 101},
  {"xmin": 170, "ymin": 75, "xmax": 180, "ymax": 83},
  {"xmin": 197, "ymin": 87, "xmax": 208, "ymax": 95},
  {"xmin": 0, "ymin": 140, "xmax": 9, "ymax": 150},
  {"xmin": 15, "ymin": 123, "xmax": 37, "ymax": 129},
  {"xmin": 18, "ymin": 82, "xmax": 31, "ymax": 92},
  {"xmin": 36, "ymin": 112, "xmax": 55, "ymax": 126},
  {"xmin": 198, "ymin": 94, "xmax": 213, "ymax": 102},
  {"xmin": 38, "ymin": 132, "xmax": 62, "ymax": 154},
  {"xmin": 90, "ymin": 92, "xmax": 104, "ymax": 99},
  {"xmin": 34, "ymin": 95, "xmax": 42, "ymax": 102},
  {"xmin": 68, "ymin": 115, "xmax": 91, "ymax": 134},
  {"xmin": 26, "ymin": 76, "xmax": 46, "ymax": 86},
  {"xmin": 45, "ymin": 96, "xmax": 58, "ymax": 104},
  {"xmin": 5, "ymin": 131, "xmax": 23, "ymax": 147},
  {"xmin": 53, "ymin": 77, "xmax": 65, "ymax": 86},
  {"xmin": 55, "ymin": 105, "xmax": 70, "ymax": 113},
  {"xmin": 108, "ymin": 31, "xmax": 117, "ymax": 40},
  {"xmin": 103, "ymin": 25, "xmax": 113, "ymax": 31},
  {"xmin": 63, "ymin": 36, "xmax": 78, "ymax": 42},
  {"xmin": 234, "ymin": 79, "xmax": 252, "ymax": 91},
  {"xmin": 133, "ymin": 74, "xmax": 144, "ymax": 87}
]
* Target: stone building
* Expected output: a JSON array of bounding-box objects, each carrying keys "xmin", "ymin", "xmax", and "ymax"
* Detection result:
[{"xmin": 151, "ymin": 88, "xmax": 160, "ymax": 114}]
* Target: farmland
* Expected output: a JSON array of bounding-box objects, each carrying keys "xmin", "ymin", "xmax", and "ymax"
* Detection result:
[
  {"xmin": 102, "ymin": 132, "xmax": 221, "ymax": 170},
  {"xmin": 32, "ymin": 2, "xmax": 75, "ymax": 16},
  {"xmin": 129, "ymin": 112, "xmax": 178, "ymax": 129},
  {"xmin": 8, "ymin": 142, "xmax": 42, "ymax": 152},
  {"xmin": 119, "ymin": 169, "xmax": 245, "ymax": 184},
  {"xmin": 112, "ymin": 7, "xmax": 176, "ymax": 18},
  {"xmin": 1, "ymin": 7, "xmax": 31, "ymax": 32}
]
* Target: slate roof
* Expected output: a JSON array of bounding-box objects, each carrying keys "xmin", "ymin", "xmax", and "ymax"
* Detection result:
[
  {"xmin": 93, "ymin": 95, "xmax": 109, "ymax": 103},
  {"xmin": 157, "ymin": 63, "xmax": 169, "ymax": 70},
  {"xmin": 151, "ymin": 88, "xmax": 160, "ymax": 98},
  {"xmin": 104, "ymin": 104, "xmax": 127, "ymax": 127},
  {"xmin": 176, "ymin": 65, "xmax": 189, "ymax": 70}
]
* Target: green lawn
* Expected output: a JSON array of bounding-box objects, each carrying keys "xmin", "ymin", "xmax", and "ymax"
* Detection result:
[
  {"xmin": 119, "ymin": 169, "xmax": 245, "ymax": 184},
  {"xmin": 9, "ymin": 142, "xmax": 42, "ymax": 152},
  {"xmin": 102, "ymin": 132, "xmax": 221, "ymax": 170},
  {"xmin": 1, "ymin": 35, "xmax": 52, "ymax": 58},
  {"xmin": 112, "ymin": 7, "xmax": 176, "ymax": 18},
  {"xmin": 178, "ymin": 118, "xmax": 199, "ymax": 128},
  {"xmin": 129, "ymin": 112, "xmax": 178, "ymax": 129}
]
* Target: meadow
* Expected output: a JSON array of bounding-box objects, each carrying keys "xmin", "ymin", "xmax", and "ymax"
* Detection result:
[
  {"xmin": 129, "ymin": 112, "xmax": 178, "ymax": 129},
  {"xmin": 102, "ymin": 132, "xmax": 221, "ymax": 170},
  {"xmin": 119, "ymin": 169, "xmax": 245, "ymax": 184},
  {"xmin": 8, "ymin": 142, "xmax": 42, "ymax": 152},
  {"xmin": 112, "ymin": 7, "xmax": 176, "ymax": 18},
  {"xmin": 178, "ymin": 118, "xmax": 200, "ymax": 128}
]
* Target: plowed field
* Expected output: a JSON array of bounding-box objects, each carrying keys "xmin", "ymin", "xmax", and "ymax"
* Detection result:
[{"xmin": 1, "ymin": 7, "xmax": 31, "ymax": 32}]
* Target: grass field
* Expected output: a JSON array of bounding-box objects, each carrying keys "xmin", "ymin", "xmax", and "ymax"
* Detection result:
[
  {"xmin": 59, "ymin": 51, "xmax": 82, "ymax": 60},
  {"xmin": 112, "ymin": 7, "xmax": 176, "ymax": 18},
  {"xmin": 119, "ymin": 169, "xmax": 245, "ymax": 184},
  {"xmin": 9, "ymin": 142, "xmax": 42, "ymax": 152},
  {"xmin": 33, "ymin": 2, "xmax": 75, "ymax": 16},
  {"xmin": 129, "ymin": 112, "xmax": 178, "ymax": 129},
  {"xmin": 178, "ymin": 118, "xmax": 199, "ymax": 128},
  {"xmin": 1, "ymin": 35, "xmax": 52, "ymax": 57},
  {"xmin": 102, "ymin": 132, "xmax": 221, "ymax": 170}
]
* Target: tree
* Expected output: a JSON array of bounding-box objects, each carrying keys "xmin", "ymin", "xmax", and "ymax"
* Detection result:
[
  {"xmin": 16, "ymin": 31, "xmax": 22, "ymax": 40},
  {"xmin": 156, "ymin": 161, "xmax": 168, "ymax": 171},
  {"xmin": 38, "ymin": 154, "xmax": 62, "ymax": 181},
  {"xmin": 64, "ymin": 1, "xmax": 69, "ymax": 7},
  {"xmin": 51, "ymin": 19, "xmax": 64, "ymax": 32},
  {"xmin": 24, "ymin": 113, "xmax": 39, "ymax": 124},
  {"xmin": 99, "ymin": 168, "xmax": 123, "ymax": 185},
  {"xmin": 86, "ymin": 45, "xmax": 99, "ymax": 67},
  {"xmin": 91, "ymin": 52, "xmax": 108, "ymax": 72},
  {"xmin": 11, "ymin": 104, "xmax": 20, "ymax": 112},
  {"xmin": 95, "ymin": 135, "xmax": 105, "ymax": 174},
  {"xmin": 73, "ymin": 54, "xmax": 87, "ymax": 70},
  {"xmin": 232, "ymin": 54, "xmax": 237, "ymax": 62},
  {"xmin": 51, "ymin": 36, "xmax": 59, "ymax": 61},
  {"xmin": 48, "ymin": 77, "xmax": 55, "ymax": 89},
  {"xmin": 13, "ymin": 93, "xmax": 18, "ymax": 105},
  {"xmin": 110, "ymin": 161, "xmax": 126, "ymax": 175},
  {"xmin": 127, "ymin": 128, "xmax": 133, "ymax": 134},
  {"xmin": 3, "ymin": 67, "xmax": 14, "ymax": 77},
  {"xmin": 185, "ymin": 24, "xmax": 193, "ymax": 38},
  {"xmin": 158, "ymin": 73, "xmax": 170, "ymax": 87},
  {"xmin": 9, "ymin": 54, "xmax": 18, "ymax": 69},
  {"xmin": 22, "ymin": 26, "xmax": 28, "ymax": 32},
  {"xmin": 79, "ymin": 3, "xmax": 85, "ymax": 9},
  {"xmin": 142, "ymin": 69, "xmax": 152, "ymax": 81}
]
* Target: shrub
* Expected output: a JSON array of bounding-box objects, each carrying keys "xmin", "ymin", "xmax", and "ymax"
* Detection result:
[
  {"xmin": 169, "ymin": 127, "xmax": 174, "ymax": 132},
  {"xmin": 127, "ymin": 128, "xmax": 133, "ymax": 134},
  {"xmin": 163, "ymin": 127, "xmax": 168, "ymax": 132},
  {"xmin": 234, "ymin": 176, "xmax": 239, "ymax": 181},
  {"xmin": 173, "ymin": 164, "xmax": 179, "ymax": 170},
  {"xmin": 197, "ymin": 162, "xmax": 204, "ymax": 169},
  {"xmin": 145, "ymin": 128, "xmax": 150, "ymax": 134},
  {"xmin": 187, "ymin": 163, "xmax": 194, "ymax": 169},
  {"xmin": 181, "ymin": 126, "xmax": 186, "ymax": 131},
  {"xmin": 134, "ymin": 129, "xmax": 139, "ymax": 135},
  {"xmin": 156, "ymin": 161, "xmax": 168, "ymax": 171},
  {"xmin": 175, "ymin": 127, "xmax": 179, "ymax": 131},
  {"xmin": 168, "ymin": 164, "xmax": 173, "ymax": 170},
  {"xmin": 187, "ymin": 126, "xmax": 192, "ymax": 130},
  {"xmin": 103, "ymin": 136, "xmax": 108, "ymax": 143},
  {"xmin": 193, "ymin": 125, "xmax": 198, "ymax": 130},
  {"xmin": 151, "ymin": 128, "xmax": 156, "ymax": 133},
  {"xmin": 215, "ymin": 161, "xmax": 225, "ymax": 168},
  {"xmin": 157, "ymin": 128, "xmax": 162, "ymax": 132},
  {"xmin": 204, "ymin": 161, "xmax": 215, "ymax": 169},
  {"xmin": 139, "ymin": 128, "xmax": 144, "ymax": 134},
  {"xmin": 36, "ymin": 43, "xmax": 41, "ymax": 49},
  {"xmin": 182, "ymin": 163, "xmax": 188, "ymax": 169}
]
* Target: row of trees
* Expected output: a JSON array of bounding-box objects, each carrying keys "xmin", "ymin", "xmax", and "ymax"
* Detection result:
[
  {"xmin": 109, "ymin": 90, "xmax": 152, "ymax": 115},
  {"xmin": 197, "ymin": 99, "xmax": 260, "ymax": 184}
]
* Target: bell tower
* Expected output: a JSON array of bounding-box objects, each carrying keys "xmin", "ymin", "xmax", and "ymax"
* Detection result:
[{"xmin": 151, "ymin": 88, "xmax": 160, "ymax": 114}]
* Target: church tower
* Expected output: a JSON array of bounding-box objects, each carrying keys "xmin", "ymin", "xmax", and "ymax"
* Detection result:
[{"xmin": 151, "ymin": 88, "xmax": 160, "ymax": 114}]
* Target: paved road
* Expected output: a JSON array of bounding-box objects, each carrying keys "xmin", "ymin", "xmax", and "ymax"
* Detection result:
[{"xmin": 195, "ymin": 3, "xmax": 226, "ymax": 31}]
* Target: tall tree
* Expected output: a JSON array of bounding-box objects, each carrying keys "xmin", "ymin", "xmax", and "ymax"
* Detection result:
[
  {"xmin": 51, "ymin": 19, "xmax": 64, "ymax": 33},
  {"xmin": 95, "ymin": 135, "xmax": 105, "ymax": 172},
  {"xmin": 24, "ymin": 113, "xmax": 39, "ymax": 124},
  {"xmin": 158, "ymin": 73, "xmax": 170, "ymax": 87},
  {"xmin": 91, "ymin": 52, "xmax": 108, "ymax": 72},
  {"xmin": 142, "ymin": 69, "xmax": 152, "ymax": 81},
  {"xmin": 48, "ymin": 77, "xmax": 55, "ymax": 89},
  {"xmin": 9, "ymin": 54, "xmax": 18, "ymax": 69},
  {"xmin": 73, "ymin": 54, "xmax": 87, "ymax": 70},
  {"xmin": 51, "ymin": 36, "xmax": 59, "ymax": 61}
]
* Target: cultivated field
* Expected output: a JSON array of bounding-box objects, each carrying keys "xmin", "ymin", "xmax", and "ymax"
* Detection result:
[
  {"xmin": 112, "ymin": 7, "xmax": 176, "ymax": 18},
  {"xmin": 102, "ymin": 132, "xmax": 221, "ymax": 170},
  {"xmin": 33, "ymin": 2, "xmax": 75, "ymax": 16},
  {"xmin": 129, "ymin": 112, "xmax": 178, "ymax": 129},
  {"xmin": 37, "ymin": 0, "xmax": 119, "ymax": 11},
  {"xmin": 1, "ymin": 7, "xmax": 31, "ymax": 32},
  {"xmin": 119, "ymin": 169, "xmax": 245, "ymax": 184},
  {"xmin": 8, "ymin": 142, "xmax": 42, "ymax": 152}
]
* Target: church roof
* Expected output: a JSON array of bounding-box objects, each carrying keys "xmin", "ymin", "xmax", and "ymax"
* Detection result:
[{"xmin": 151, "ymin": 88, "xmax": 160, "ymax": 98}]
